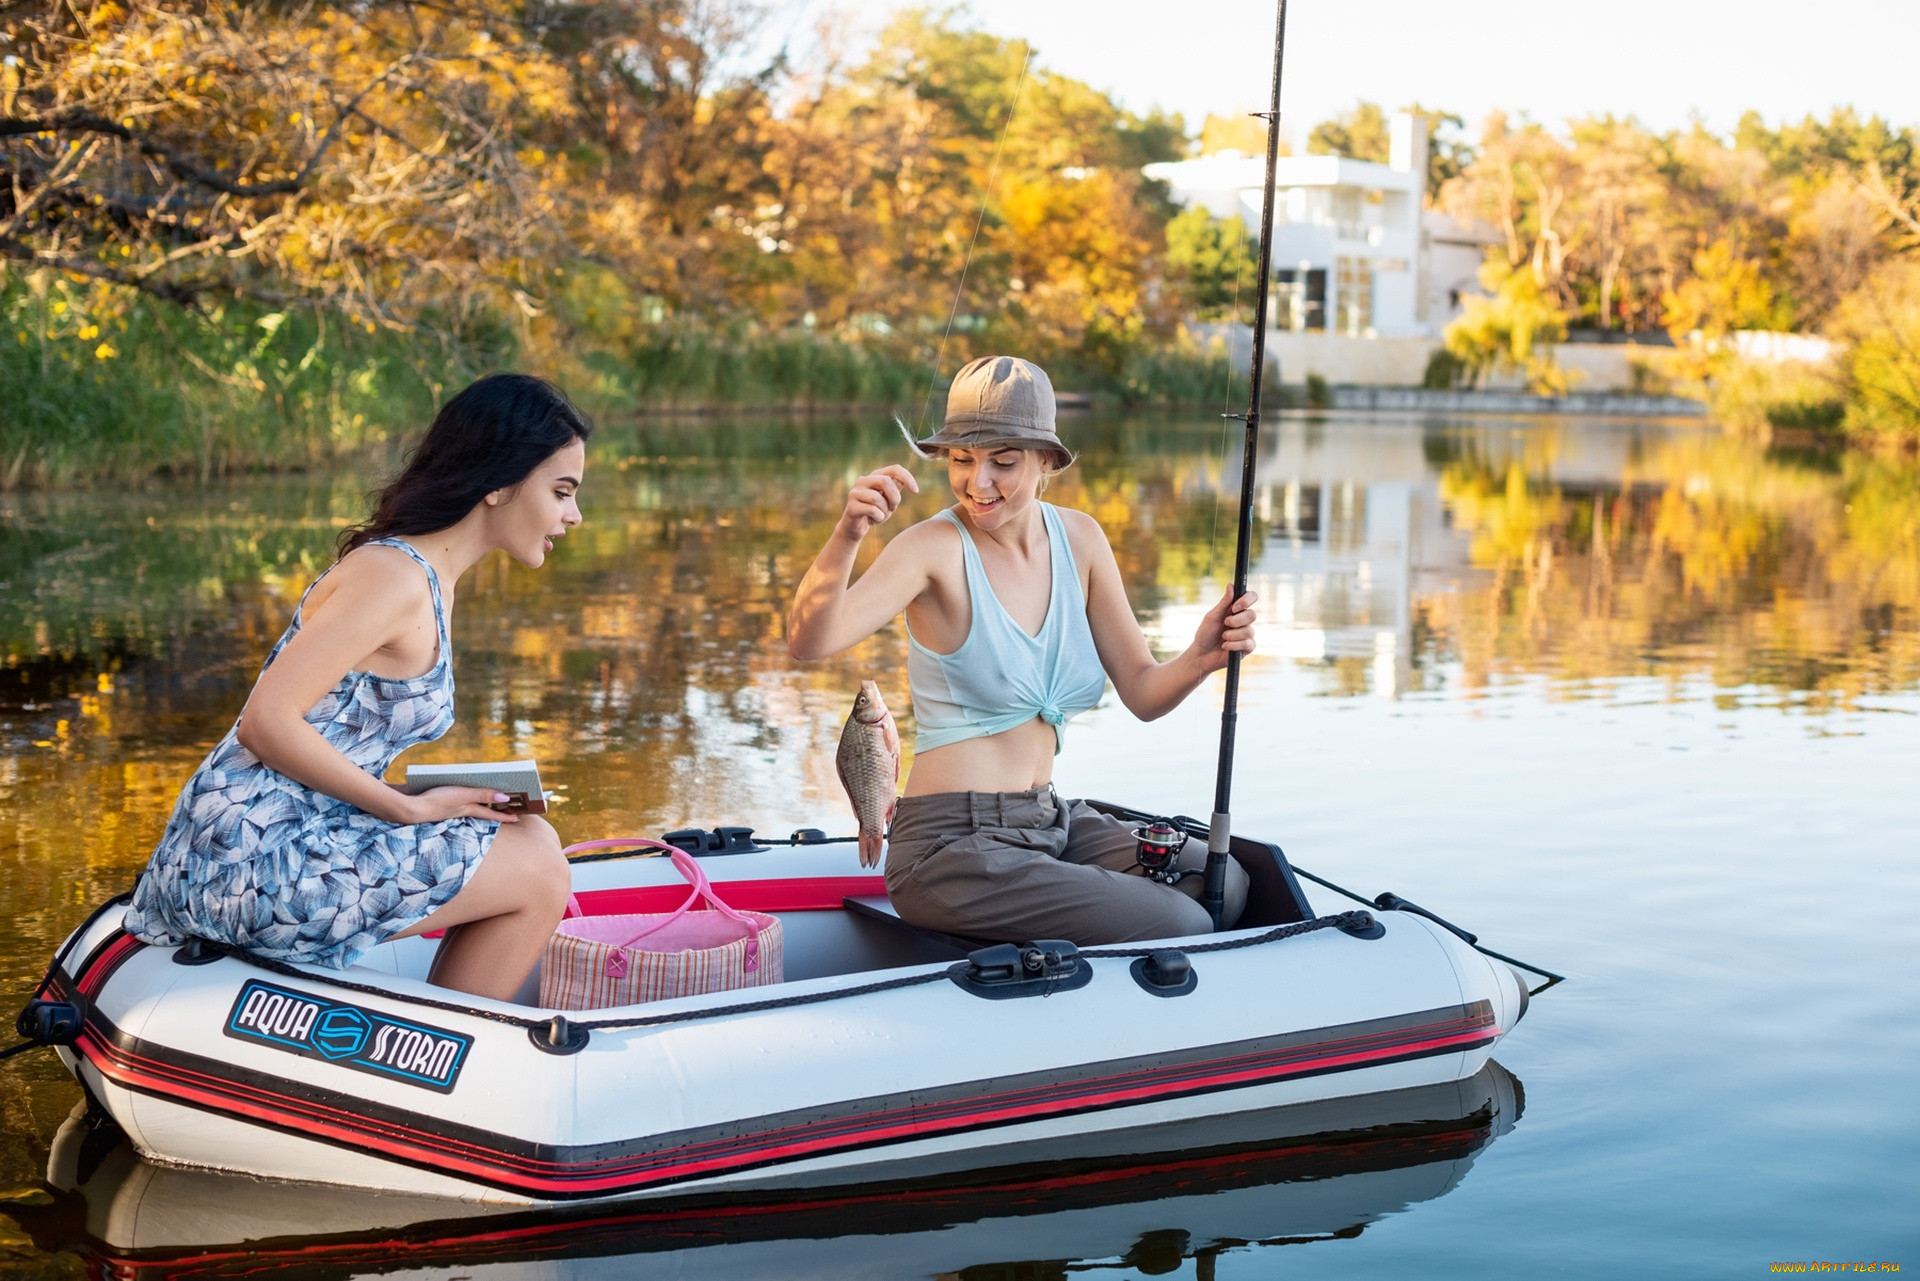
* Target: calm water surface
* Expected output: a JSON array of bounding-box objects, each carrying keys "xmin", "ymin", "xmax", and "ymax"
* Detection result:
[{"xmin": 1, "ymin": 412, "xmax": 1916, "ymax": 1277}]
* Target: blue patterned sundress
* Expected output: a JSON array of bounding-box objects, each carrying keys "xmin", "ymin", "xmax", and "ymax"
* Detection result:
[{"xmin": 124, "ymin": 538, "xmax": 496, "ymax": 969}]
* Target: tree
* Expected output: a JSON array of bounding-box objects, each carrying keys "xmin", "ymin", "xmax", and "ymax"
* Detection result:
[
  {"xmin": 1163, "ymin": 206, "xmax": 1253, "ymax": 319},
  {"xmin": 754, "ymin": 10, "xmax": 1185, "ymax": 370},
  {"xmin": 1662, "ymin": 239, "xmax": 1789, "ymax": 341},
  {"xmin": 1827, "ymin": 258, "xmax": 1920, "ymax": 447},
  {"xmin": 1198, "ymin": 112, "xmax": 1278, "ymax": 157},
  {"xmin": 1308, "ymin": 102, "xmax": 1389, "ymax": 163},
  {"xmin": 1444, "ymin": 259, "xmax": 1569, "ymax": 391},
  {"xmin": 0, "ymin": 0, "xmax": 791, "ymax": 332},
  {"xmin": 1, "ymin": 0, "xmax": 580, "ymax": 327},
  {"xmin": 1565, "ymin": 116, "xmax": 1669, "ymax": 331}
]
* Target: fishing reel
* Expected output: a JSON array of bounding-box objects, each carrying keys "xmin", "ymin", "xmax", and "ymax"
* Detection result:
[{"xmin": 1132, "ymin": 819, "xmax": 1192, "ymax": 885}]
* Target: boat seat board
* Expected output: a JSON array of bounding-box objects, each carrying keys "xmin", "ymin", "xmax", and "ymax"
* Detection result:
[{"xmin": 840, "ymin": 895, "xmax": 1000, "ymax": 959}]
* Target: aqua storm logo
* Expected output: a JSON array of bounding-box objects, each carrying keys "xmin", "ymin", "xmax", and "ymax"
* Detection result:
[
  {"xmin": 312, "ymin": 1006, "xmax": 372, "ymax": 1059},
  {"xmin": 225, "ymin": 981, "xmax": 470, "ymax": 1092}
]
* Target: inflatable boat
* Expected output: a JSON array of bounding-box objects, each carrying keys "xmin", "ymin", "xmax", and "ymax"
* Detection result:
[
  {"xmin": 31, "ymin": 1058, "xmax": 1524, "ymax": 1277},
  {"xmin": 21, "ymin": 803, "xmax": 1536, "ymax": 1205}
]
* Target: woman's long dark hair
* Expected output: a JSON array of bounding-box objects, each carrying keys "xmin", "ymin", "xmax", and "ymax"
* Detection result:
[{"xmin": 339, "ymin": 373, "xmax": 593, "ymax": 557}]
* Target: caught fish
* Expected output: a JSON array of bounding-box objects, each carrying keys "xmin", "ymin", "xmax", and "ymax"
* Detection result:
[{"xmin": 836, "ymin": 680, "xmax": 901, "ymax": 869}]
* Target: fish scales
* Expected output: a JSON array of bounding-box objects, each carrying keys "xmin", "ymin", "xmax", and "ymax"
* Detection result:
[{"xmin": 836, "ymin": 680, "xmax": 901, "ymax": 868}]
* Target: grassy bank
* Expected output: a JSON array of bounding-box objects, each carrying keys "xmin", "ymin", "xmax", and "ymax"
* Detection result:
[
  {"xmin": 1, "ymin": 277, "xmax": 1244, "ymax": 489},
  {"xmin": 2, "ymin": 278, "xmax": 478, "ymax": 488}
]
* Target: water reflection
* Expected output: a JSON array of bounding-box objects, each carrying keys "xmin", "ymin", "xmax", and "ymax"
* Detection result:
[
  {"xmin": 1224, "ymin": 419, "xmax": 1920, "ymax": 704},
  {"xmin": 22, "ymin": 1063, "xmax": 1523, "ymax": 1279}
]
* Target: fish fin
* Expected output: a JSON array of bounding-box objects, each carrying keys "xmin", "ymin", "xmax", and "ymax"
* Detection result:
[
  {"xmin": 858, "ymin": 832, "xmax": 883, "ymax": 869},
  {"xmin": 895, "ymin": 415, "xmax": 937, "ymax": 460}
]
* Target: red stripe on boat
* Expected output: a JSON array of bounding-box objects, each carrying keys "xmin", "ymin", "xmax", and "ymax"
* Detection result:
[{"xmin": 71, "ymin": 1000, "xmax": 1495, "ymax": 1198}]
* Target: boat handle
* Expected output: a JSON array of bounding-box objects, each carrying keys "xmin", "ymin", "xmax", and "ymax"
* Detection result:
[{"xmin": 1372, "ymin": 893, "xmax": 1478, "ymax": 945}]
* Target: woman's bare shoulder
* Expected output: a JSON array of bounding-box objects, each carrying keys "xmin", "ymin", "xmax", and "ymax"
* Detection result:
[
  {"xmin": 1054, "ymin": 505, "xmax": 1115, "ymax": 557},
  {"xmin": 888, "ymin": 510, "xmax": 963, "ymax": 556},
  {"xmin": 302, "ymin": 544, "xmax": 431, "ymax": 620}
]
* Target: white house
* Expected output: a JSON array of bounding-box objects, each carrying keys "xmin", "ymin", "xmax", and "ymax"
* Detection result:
[{"xmin": 1145, "ymin": 113, "xmax": 1496, "ymax": 340}]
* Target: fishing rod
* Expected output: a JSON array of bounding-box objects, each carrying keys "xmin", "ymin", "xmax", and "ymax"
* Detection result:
[{"xmin": 1201, "ymin": 0, "xmax": 1290, "ymax": 930}]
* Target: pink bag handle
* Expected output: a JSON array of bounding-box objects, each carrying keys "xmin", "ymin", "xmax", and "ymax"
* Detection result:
[{"xmin": 558, "ymin": 837, "xmax": 760, "ymax": 949}]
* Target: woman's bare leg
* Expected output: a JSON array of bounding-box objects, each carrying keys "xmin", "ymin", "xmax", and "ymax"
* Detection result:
[{"xmin": 390, "ymin": 817, "xmax": 571, "ymax": 1001}]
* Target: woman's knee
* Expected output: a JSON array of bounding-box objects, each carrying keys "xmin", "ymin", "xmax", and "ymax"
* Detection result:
[
  {"xmin": 1167, "ymin": 853, "xmax": 1250, "ymax": 928},
  {"xmin": 496, "ymin": 818, "xmax": 571, "ymax": 916},
  {"xmin": 1121, "ymin": 889, "xmax": 1213, "ymax": 943}
]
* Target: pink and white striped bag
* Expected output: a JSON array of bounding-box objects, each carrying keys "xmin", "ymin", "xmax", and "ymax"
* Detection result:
[{"xmin": 540, "ymin": 839, "xmax": 784, "ymax": 1011}]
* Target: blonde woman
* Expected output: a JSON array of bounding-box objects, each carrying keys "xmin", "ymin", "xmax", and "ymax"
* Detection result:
[{"xmin": 789, "ymin": 356, "xmax": 1255, "ymax": 944}]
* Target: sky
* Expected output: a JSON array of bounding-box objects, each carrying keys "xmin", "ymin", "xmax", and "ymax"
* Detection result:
[{"xmin": 779, "ymin": 0, "xmax": 1920, "ymax": 145}]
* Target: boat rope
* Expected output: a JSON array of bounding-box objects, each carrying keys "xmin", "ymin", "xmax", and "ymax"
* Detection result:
[
  {"xmin": 1291, "ymin": 866, "xmax": 1566, "ymax": 995},
  {"xmin": 915, "ymin": 39, "xmax": 1035, "ymax": 431},
  {"xmin": 189, "ymin": 909, "xmax": 1376, "ymax": 1035},
  {"xmin": 575, "ymin": 910, "xmax": 1370, "ymax": 1030},
  {"xmin": 565, "ymin": 831, "xmax": 860, "ymax": 865}
]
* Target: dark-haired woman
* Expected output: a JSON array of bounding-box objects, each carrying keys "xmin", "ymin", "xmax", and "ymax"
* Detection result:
[{"xmin": 124, "ymin": 373, "xmax": 590, "ymax": 1000}]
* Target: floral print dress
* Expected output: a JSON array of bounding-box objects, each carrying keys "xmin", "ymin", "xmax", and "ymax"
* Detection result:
[{"xmin": 125, "ymin": 539, "xmax": 495, "ymax": 969}]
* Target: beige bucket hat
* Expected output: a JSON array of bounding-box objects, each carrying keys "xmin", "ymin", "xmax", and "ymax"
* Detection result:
[{"xmin": 903, "ymin": 356, "xmax": 1075, "ymax": 466}]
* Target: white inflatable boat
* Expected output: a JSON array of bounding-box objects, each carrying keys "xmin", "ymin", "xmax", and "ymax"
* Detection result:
[
  {"xmin": 34, "ymin": 1060, "xmax": 1525, "ymax": 1276},
  {"xmin": 27, "ymin": 805, "xmax": 1535, "ymax": 1205}
]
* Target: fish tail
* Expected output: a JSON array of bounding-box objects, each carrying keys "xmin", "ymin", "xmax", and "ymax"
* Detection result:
[
  {"xmin": 858, "ymin": 831, "xmax": 884, "ymax": 869},
  {"xmin": 894, "ymin": 414, "xmax": 938, "ymax": 460}
]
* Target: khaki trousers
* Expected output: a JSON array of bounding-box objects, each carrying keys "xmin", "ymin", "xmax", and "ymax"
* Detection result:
[{"xmin": 883, "ymin": 786, "xmax": 1248, "ymax": 946}]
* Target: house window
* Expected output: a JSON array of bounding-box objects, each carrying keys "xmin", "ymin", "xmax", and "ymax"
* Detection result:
[
  {"xmin": 1274, "ymin": 267, "xmax": 1327, "ymax": 331},
  {"xmin": 1335, "ymin": 257, "xmax": 1373, "ymax": 336}
]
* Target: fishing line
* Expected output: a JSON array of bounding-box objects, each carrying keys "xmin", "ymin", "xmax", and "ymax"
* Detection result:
[{"xmin": 914, "ymin": 41, "xmax": 1035, "ymax": 434}]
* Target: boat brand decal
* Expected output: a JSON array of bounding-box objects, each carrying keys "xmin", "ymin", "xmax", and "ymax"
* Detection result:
[{"xmin": 223, "ymin": 980, "xmax": 470, "ymax": 1093}]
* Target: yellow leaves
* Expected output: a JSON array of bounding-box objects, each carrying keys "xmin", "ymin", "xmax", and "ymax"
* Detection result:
[{"xmin": 1661, "ymin": 240, "xmax": 1784, "ymax": 342}]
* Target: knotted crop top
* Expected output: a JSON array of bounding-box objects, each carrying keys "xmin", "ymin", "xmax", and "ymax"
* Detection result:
[{"xmin": 907, "ymin": 503, "xmax": 1109, "ymax": 754}]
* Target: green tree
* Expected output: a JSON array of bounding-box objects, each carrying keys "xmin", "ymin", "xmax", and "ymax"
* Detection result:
[
  {"xmin": 1308, "ymin": 102, "xmax": 1390, "ymax": 163},
  {"xmin": 1828, "ymin": 258, "xmax": 1920, "ymax": 446},
  {"xmin": 1164, "ymin": 207, "xmax": 1254, "ymax": 319}
]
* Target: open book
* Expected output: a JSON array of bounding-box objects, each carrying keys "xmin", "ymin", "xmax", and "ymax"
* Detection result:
[{"xmin": 404, "ymin": 760, "xmax": 548, "ymax": 815}]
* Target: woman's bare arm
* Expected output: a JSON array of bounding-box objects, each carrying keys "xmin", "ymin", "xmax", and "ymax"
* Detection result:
[
  {"xmin": 234, "ymin": 549, "xmax": 508, "ymax": 826},
  {"xmin": 788, "ymin": 464, "xmax": 938, "ymax": 660},
  {"xmin": 1072, "ymin": 510, "xmax": 1258, "ymax": 721}
]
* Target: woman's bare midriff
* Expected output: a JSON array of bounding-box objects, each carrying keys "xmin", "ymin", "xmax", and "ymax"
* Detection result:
[{"xmin": 903, "ymin": 717, "xmax": 1060, "ymax": 797}]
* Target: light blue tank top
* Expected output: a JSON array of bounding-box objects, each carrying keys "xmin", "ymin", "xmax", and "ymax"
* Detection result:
[{"xmin": 907, "ymin": 503, "xmax": 1109, "ymax": 754}]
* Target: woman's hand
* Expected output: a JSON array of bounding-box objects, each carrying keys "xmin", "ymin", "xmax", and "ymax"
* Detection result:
[
  {"xmin": 789, "ymin": 462, "xmax": 938, "ymax": 661},
  {"xmin": 1189, "ymin": 588, "xmax": 1259, "ymax": 674},
  {"xmin": 395, "ymin": 786, "xmax": 519, "ymax": 827},
  {"xmin": 837, "ymin": 465, "xmax": 919, "ymax": 542}
]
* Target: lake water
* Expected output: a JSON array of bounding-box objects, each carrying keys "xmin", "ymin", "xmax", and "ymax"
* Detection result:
[{"xmin": 1, "ymin": 411, "xmax": 1916, "ymax": 1277}]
